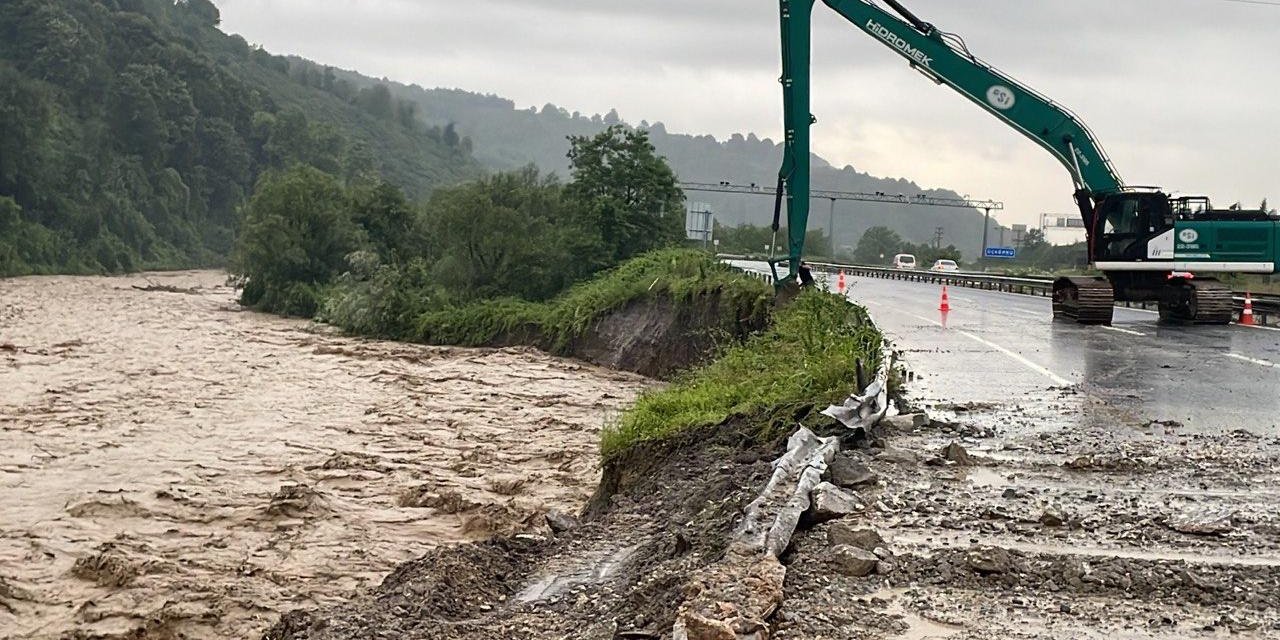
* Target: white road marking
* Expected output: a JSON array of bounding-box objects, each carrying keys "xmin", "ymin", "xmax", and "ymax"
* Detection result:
[
  {"xmin": 862, "ymin": 300, "xmax": 1073, "ymax": 386},
  {"xmin": 1226, "ymin": 353, "xmax": 1280, "ymax": 369},
  {"xmin": 1102, "ymin": 326, "xmax": 1146, "ymax": 337},
  {"xmin": 1236, "ymin": 322, "xmax": 1280, "ymax": 333},
  {"xmin": 956, "ymin": 330, "xmax": 1073, "ymax": 387}
]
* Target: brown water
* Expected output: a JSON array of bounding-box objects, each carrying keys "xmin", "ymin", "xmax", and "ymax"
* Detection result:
[{"xmin": 0, "ymin": 271, "xmax": 651, "ymax": 639}]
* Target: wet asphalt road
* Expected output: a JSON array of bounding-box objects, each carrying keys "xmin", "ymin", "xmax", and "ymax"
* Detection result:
[{"xmin": 732, "ymin": 261, "xmax": 1280, "ymax": 434}]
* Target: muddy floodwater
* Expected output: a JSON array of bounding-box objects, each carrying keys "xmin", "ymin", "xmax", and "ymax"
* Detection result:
[{"xmin": 0, "ymin": 271, "xmax": 651, "ymax": 639}]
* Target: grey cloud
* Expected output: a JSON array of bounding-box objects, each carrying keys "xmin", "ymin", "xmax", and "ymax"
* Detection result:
[{"xmin": 217, "ymin": 0, "xmax": 1280, "ymax": 224}]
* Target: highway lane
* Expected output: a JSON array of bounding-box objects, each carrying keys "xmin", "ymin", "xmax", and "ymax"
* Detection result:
[
  {"xmin": 840, "ymin": 273, "xmax": 1280, "ymax": 434},
  {"xmin": 728, "ymin": 262, "xmax": 1280, "ymax": 637},
  {"xmin": 730, "ymin": 261, "xmax": 1280, "ymax": 433}
]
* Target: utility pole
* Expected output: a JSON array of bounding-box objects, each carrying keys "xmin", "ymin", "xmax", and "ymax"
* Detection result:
[
  {"xmin": 933, "ymin": 227, "xmax": 944, "ymax": 250},
  {"xmin": 826, "ymin": 197, "xmax": 837, "ymax": 259},
  {"xmin": 980, "ymin": 207, "xmax": 992, "ymax": 266}
]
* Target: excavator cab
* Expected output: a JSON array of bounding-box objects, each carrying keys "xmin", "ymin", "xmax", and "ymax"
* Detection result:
[{"xmin": 1092, "ymin": 191, "xmax": 1174, "ymax": 263}]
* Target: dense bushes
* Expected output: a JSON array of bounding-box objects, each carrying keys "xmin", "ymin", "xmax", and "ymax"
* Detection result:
[{"xmin": 239, "ymin": 127, "xmax": 688, "ymax": 320}]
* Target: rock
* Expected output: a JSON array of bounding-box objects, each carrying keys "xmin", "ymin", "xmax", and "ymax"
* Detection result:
[
  {"xmin": 807, "ymin": 482, "xmax": 862, "ymax": 522},
  {"xmin": 882, "ymin": 413, "xmax": 929, "ymax": 431},
  {"xmin": 875, "ymin": 560, "xmax": 896, "ymax": 575},
  {"xmin": 828, "ymin": 455, "xmax": 878, "ymax": 488},
  {"xmin": 941, "ymin": 442, "xmax": 973, "ymax": 465},
  {"xmin": 876, "ymin": 447, "xmax": 919, "ymax": 465},
  {"xmin": 1039, "ymin": 509, "xmax": 1065, "ymax": 527},
  {"xmin": 672, "ymin": 555, "xmax": 785, "ymax": 640},
  {"xmin": 965, "ymin": 546, "xmax": 1012, "ymax": 574},
  {"xmin": 545, "ymin": 510, "xmax": 577, "ymax": 533},
  {"xmin": 830, "ymin": 545, "xmax": 879, "ymax": 577},
  {"xmin": 827, "ymin": 523, "xmax": 884, "ymax": 550},
  {"xmin": 1168, "ymin": 512, "xmax": 1233, "ymax": 536}
]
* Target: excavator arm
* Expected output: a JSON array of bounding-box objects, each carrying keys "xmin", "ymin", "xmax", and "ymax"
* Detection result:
[
  {"xmin": 776, "ymin": 0, "xmax": 1126, "ymax": 277},
  {"xmin": 823, "ymin": 0, "xmax": 1124, "ymax": 195},
  {"xmin": 773, "ymin": 0, "xmax": 815, "ymax": 285}
]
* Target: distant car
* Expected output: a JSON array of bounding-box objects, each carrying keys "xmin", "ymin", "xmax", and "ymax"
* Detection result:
[
  {"xmin": 930, "ymin": 259, "xmax": 960, "ymax": 273},
  {"xmin": 892, "ymin": 253, "xmax": 917, "ymax": 269}
]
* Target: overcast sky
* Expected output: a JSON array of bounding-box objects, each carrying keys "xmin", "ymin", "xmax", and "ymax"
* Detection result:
[{"xmin": 218, "ymin": 0, "xmax": 1280, "ymax": 227}]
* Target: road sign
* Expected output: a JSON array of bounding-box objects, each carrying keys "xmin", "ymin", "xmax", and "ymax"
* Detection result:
[{"xmin": 984, "ymin": 246, "xmax": 1016, "ymax": 259}]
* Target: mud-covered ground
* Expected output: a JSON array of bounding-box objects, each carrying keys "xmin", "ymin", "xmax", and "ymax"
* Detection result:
[
  {"xmin": 0, "ymin": 271, "xmax": 650, "ymax": 639},
  {"xmin": 264, "ymin": 396, "xmax": 1280, "ymax": 640},
  {"xmin": 777, "ymin": 398, "xmax": 1280, "ymax": 639}
]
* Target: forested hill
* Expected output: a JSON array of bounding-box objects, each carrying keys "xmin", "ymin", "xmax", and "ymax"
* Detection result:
[
  {"xmin": 319, "ymin": 69, "xmax": 998, "ymax": 255},
  {"xmin": 0, "ymin": 0, "xmax": 480, "ymax": 276}
]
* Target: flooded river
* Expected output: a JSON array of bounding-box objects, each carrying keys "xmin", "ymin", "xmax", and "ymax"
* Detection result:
[{"xmin": 0, "ymin": 271, "xmax": 651, "ymax": 639}]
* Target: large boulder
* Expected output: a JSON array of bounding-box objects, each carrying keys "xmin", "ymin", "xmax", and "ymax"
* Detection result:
[
  {"xmin": 830, "ymin": 545, "xmax": 879, "ymax": 577},
  {"xmin": 806, "ymin": 482, "xmax": 862, "ymax": 523},
  {"xmin": 828, "ymin": 523, "xmax": 885, "ymax": 551},
  {"xmin": 828, "ymin": 455, "xmax": 878, "ymax": 488}
]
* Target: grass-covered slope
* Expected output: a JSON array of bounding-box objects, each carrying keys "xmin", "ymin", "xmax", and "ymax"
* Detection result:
[
  {"xmin": 410, "ymin": 248, "xmax": 772, "ymax": 353},
  {"xmin": 601, "ymin": 288, "xmax": 883, "ymax": 459}
]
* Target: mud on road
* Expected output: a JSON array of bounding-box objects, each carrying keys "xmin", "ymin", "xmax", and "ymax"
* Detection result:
[
  {"xmin": 0, "ymin": 271, "xmax": 650, "ymax": 639},
  {"xmin": 777, "ymin": 402, "xmax": 1280, "ymax": 639}
]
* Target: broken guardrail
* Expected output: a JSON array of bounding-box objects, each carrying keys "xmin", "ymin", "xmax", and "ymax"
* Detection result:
[{"xmin": 672, "ymin": 339, "xmax": 893, "ymax": 640}]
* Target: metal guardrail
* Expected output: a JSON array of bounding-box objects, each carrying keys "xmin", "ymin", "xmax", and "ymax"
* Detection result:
[{"xmin": 800, "ymin": 260, "xmax": 1280, "ymax": 327}]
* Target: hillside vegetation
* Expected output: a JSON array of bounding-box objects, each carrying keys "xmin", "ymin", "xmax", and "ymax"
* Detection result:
[
  {"xmin": 0, "ymin": 0, "xmax": 478, "ymax": 276},
  {"xmin": 237, "ymin": 126, "xmax": 687, "ymax": 319},
  {"xmin": 316, "ymin": 66, "xmax": 999, "ymax": 255}
]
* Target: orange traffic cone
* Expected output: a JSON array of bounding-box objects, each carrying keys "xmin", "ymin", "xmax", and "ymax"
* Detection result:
[
  {"xmin": 939, "ymin": 285, "xmax": 951, "ymax": 312},
  {"xmin": 837, "ymin": 269, "xmax": 846, "ymax": 293},
  {"xmin": 1241, "ymin": 292, "xmax": 1255, "ymax": 326}
]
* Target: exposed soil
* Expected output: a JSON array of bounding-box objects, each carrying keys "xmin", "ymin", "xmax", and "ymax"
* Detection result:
[
  {"xmin": 264, "ymin": 399, "xmax": 1280, "ymax": 640},
  {"xmin": 263, "ymin": 421, "xmax": 806, "ymax": 639},
  {"xmin": 0, "ymin": 271, "xmax": 651, "ymax": 639},
  {"xmin": 565, "ymin": 291, "xmax": 767, "ymax": 379},
  {"xmin": 488, "ymin": 290, "xmax": 768, "ymax": 380}
]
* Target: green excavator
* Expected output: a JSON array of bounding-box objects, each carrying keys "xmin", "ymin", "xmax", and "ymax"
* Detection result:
[{"xmin": 772, "ymin": 0, "xmax": 1279, "ymax": 324}]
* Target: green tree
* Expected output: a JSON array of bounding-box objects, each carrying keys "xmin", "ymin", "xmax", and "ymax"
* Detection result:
[
  {"xmin": 710, "ymin": 222, "xmax": 830, "ymax": 258},
  {"xmin": 565, "ymin": 125, "xmax": 684, "ymax": 262},
  {"xmin": 443, "ymin": 122, "xmax": 460, "ymax": 148},
  {"xmin": 853, "ymin": 226, "xmax": 904, "ymax": 264},
  {"xmin": 234, "ymin": 166, "xmax": 359, "ymax": 316},
  {"xmin": 424, "ymin": 167, "xmax": 599, "ymax": 301},
  {"xmin": 0, "ymin": 0, "xmax": 477, "ymax": 277},
  {"xmin": 1021, "ymin": 227, "xmax": 1048, "ymax": 250},
  {"xmin": 349, "ymin": 180, "xmax": 414, "ymax": 261}
]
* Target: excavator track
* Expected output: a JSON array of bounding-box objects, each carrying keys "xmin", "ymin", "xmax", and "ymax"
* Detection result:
[
  {"xmin": 1053, "ymin": 276, "xmax": 1114, "ymax": 325},
  {"xmin": 1158, "ymin": 279, "xmax": 1233, "ymax": 325}
]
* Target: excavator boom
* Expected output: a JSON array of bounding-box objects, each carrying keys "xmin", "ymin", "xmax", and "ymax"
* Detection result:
[{"xmin": 823, "ymin": 0, "xmax": 1124, "ymax": 195}]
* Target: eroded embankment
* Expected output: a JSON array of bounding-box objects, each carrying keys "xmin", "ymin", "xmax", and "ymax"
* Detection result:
[
  {"xmin": 266, "ymin": 288, "xmax": 885, "ymax": 640},
  {"xmin": 0, "ymin": 271, "xmax": 651, "ymax": 639}
]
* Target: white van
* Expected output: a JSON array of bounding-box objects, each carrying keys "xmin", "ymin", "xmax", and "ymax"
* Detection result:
[{"xmin": 892, "ymin": 253, "xmax": 917, "ymax": 269}]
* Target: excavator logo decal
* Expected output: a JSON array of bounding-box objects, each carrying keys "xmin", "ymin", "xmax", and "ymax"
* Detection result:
[
  {"xmin": 866, "ymin": 20, "xmax": 933, "ymax": 67},
  {"xmin": 986, "ymin": 86, "xmax": 1016, "ymax": 110}
]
